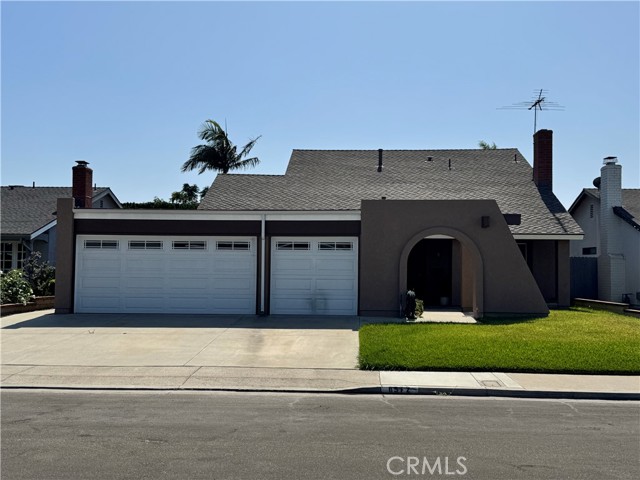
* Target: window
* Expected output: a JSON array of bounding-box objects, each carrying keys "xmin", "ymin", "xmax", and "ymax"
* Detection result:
[
  {"xmin": 84, "ymin": 240, "xmax": 119, "ymax": 249},
  {"xmin": 1, "ymin": 242, "xmax": 27, "ymax": 271},
  {"xmin": 276, "ymin": 241, "xmax": 310, "ymax": 251},
  {"xmin": 216, "ymin": 241, "xmax": 250, "ymax": 251},
  {"xmin": 172, "ymin": 240, "xmax": 207, "ymax": 250},
  {"xmin": 1, "ymin": 243, "xmax": 13, "ymax": 272},
  {"xmin": 129, "ymin": 240, "xmax": 163, "ymax": 250},
  {"xmin": 589, "ymin": 204, "xmax": 594, "ymax": 219},
  {"xmin": 318, "ymin": 241, "xmax": 353, "ymax": 251},
  {"xmin": 582, "ymin": 247, "xmax": 597, "ymax": 255},
  {"xmin": 16, "ymin": 243, "xmax": 26, "ymax": 269}
]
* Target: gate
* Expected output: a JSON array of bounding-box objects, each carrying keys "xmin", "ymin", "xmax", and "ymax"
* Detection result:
[{"xmin": 570, "ymin": 257, "xmax": 598, "ymax": 300}]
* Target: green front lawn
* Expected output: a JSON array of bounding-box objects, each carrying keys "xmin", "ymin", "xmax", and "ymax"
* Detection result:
[{"xmin": 359, "ymin": 308, "xmax": 640, "ymax": 374}]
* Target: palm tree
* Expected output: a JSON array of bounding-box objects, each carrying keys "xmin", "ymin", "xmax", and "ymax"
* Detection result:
[
  {"xmin": 478, "ymin": 140, "xmax": 497, "ymax": 150},
  {"xmin": 181, "ymin": 120, "xmax": 261, "ymax": 175},
  {"xmin": 170, "ymin": 183, "xmax": 200, "ymax": 205}
]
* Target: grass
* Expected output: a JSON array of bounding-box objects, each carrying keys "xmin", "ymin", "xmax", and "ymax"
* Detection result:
[{"xmin": 358, "ymin": 307, "xmax": 640, "ymax": 374}]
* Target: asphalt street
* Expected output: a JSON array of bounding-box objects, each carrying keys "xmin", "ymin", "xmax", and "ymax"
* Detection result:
[{"xmin": 1, "ymin": 390, "xmax": 638, "ymax": 480}]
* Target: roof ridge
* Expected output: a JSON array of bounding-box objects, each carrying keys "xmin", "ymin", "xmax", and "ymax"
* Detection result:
[{"xmin": 292, "ymin": 148, "xmax": 519, "ymax": 152}]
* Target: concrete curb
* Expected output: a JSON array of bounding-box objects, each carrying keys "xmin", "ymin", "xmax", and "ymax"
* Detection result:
[{"xmin": 2, "ymin": 384, "xmax": 638, "ymax": 400}]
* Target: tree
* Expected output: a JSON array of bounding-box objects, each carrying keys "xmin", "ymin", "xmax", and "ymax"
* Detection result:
[
  {"xmin": 199, "ymin": 186, "xmax": 209, "ymax": 202},
  {"xmin": 170, "ymin": 183, "xmax": 200, "ymax": 205},
  {"xmin": 478, "ymin": 140, "xmax": 497, "ymax": 150},
  {"xmin": 181, "ymin": 120, "xmax": 261, "ymax": 175}
]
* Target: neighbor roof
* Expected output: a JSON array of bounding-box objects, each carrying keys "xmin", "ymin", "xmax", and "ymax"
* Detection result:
[
  {"xmin": 200, "ymin": 149, "xmax": 582, "ymax": 236},
  {"xmin": 573, "ymin": 188, "xmax": 640, "ymax": 231},
  {"xmin": 1, "ymin": 186, "xmax": 111, "ymax": 236}
]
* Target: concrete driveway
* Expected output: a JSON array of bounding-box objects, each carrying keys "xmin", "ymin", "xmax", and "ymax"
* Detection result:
[{"xmin": 1, "ymin": 310, "xmax": 363, "ymax": 369}]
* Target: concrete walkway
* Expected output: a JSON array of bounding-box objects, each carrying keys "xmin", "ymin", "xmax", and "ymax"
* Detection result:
[{"xmin": 2, "ymin": 310, "xmax": 639, "ymax": 400}]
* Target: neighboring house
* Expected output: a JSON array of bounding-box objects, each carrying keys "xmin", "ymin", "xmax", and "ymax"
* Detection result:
[
  {"xmin": 569, "ymin": 158, "xmax": 639, "ymax": 305},
  {"xmin": 54, "ymin": 129, "xmax": 582, "ymax": 317},
  {"xmin": 1, "ymin": 161, "xmax": 121, "ymax": 270}
]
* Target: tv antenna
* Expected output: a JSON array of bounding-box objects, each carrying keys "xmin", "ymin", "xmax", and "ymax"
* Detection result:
[{"xmin": 498, "ymin": 89, "xmax": 565, "ymax": 133}]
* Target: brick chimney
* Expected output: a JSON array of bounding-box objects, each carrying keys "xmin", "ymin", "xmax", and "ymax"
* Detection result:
[
  {"xmin": 533, "ymin": 129, "xmax": 553, "ymax": 190},
  {"xmin": 72, "ymin": 161, "xmax": 93, "ymax": 208}
]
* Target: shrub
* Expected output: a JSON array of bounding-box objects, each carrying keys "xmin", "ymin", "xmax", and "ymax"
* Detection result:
[
  {"xmin": 1, "ymin": 270, "xmax": 34, "ymax": 305},
  {"xmin": 415, "ymin": 299, "xmax": 424, "ymax": 318},
  {"xmin": 22, "ymin": 251, "xmax": 55, "ymax": 296}
]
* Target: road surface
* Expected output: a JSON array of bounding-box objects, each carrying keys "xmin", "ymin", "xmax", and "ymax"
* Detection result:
[{"xmin": 2, "ymin": 390, "xmax": 638, "ymax": 479}]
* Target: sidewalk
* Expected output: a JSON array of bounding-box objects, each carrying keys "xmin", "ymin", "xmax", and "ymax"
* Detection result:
[
  {"xmin": 2, "ymin": 310, "xmax": 639, "ymax": 400},
  {"xmin": 2, "ymin": 365, "xmax": 639, "ymax": 400}
]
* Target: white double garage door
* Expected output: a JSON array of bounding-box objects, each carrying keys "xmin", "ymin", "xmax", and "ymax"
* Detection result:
[{"xmin": 75, "ymin": 235, "xmax": 358, "ymax": 315}]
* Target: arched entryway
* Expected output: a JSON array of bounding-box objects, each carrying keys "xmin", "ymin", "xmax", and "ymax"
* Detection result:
[
  {"xmin": 407, "ymin": 237, "xmax": 458, "ymax": 307},
  {"xmin": 399, "ymin": 228, "xmax": 484, "ymax": 318}
]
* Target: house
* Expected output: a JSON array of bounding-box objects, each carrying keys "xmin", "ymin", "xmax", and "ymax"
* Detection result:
[
  {"xmin": 568, "ymin": 158, "xmax": 639, "ymax": 305},
  {"xmin": 1, "ymin": 161, "xmax": 121, "ymax": 271},
  {"xmin": 54, "ymin": 129, "xmax": 582, "ymax": 317}
]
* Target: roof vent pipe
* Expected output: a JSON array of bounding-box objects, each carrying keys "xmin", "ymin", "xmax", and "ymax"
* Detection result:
[{"xmin": 378, "ymin": 149, "xmax": 383, "ymax": 173}]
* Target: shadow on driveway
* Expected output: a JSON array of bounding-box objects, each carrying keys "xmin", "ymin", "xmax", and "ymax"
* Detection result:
[{"xmin": 3, "ymin": 312, "xmax": 364, "ymax": 331}]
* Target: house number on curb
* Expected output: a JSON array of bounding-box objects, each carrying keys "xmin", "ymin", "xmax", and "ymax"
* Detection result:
[{"xmin": 382, "ymin": 386, "xmax": 419, "ymax": 394}]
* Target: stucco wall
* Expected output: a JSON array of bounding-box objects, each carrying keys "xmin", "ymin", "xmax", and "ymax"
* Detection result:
[
  {"xmin": 570, "ymin": 197, "xmax": 600, "ymax": 257},
  {"xmin": 359, "ymin": 199, "xmax": 549, "ymax": 318}
]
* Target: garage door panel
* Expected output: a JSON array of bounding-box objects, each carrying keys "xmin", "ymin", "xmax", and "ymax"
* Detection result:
[
  {"xmin": 171, "ymin": 277, "xmax": 211, "ymax": 290},
  {"xmin": 272, "ymin": 277, "xmax": 313, "ymax": 292},
  {"xmin": 82, "ymin": 258, "xmax": 121, "ymax": 272},
  {"xmin": 316, "ymin": 259, "xmax": 355, "ymax": 273},
  {"xmin": 270, "ymin": 298, "xmax": 313, "ymax": 314},
  {"xmin": 270, "ymin": 237, "xmax": 357, "ymax": 315},
  {"xmin": 75, "ymin": 236, "xmax": 256, "ymax": 314},
  {"xmin": 168, "ymin": 259, "xmax": 211, "ymax": 272},
  {"xmin": 78, "ymin": 295, "xmax": 122, "ymax": 310},
  {"xmin": 79, "ymin": 276, "xmax": 121, "ymax": 289},
  {"xmin": 165, "ymin": 296, "xmax": 210, "ymax": 309},
  {"xmin": 124, "ymin": 276, "xmax": 165, "ymax": 289},
  {"xmin": 211, "ymin": 277, "xmax": 254, "ymax": 291},
  {"xmin": 275, "ymin": 258, "xmax": 314, "ymax": 272},
  {"xmin": 316, "ymin": 278, "xmax": 355, "ymax": 292}
]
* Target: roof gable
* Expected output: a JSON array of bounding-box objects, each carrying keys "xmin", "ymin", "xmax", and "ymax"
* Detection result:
[{"xmin": 1, "ymin": 186, "xmax": 117, "ymax": 236}]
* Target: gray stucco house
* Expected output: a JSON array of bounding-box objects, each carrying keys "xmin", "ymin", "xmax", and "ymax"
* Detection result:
[
  {"xmin": 1, "ymin": 162, "xmax": 121, "ymax": 271},
  {"xmin": 569, "ymin": 158, "xmax": 639, "ymax": 305},
  {"xmin": 53, "ymin": 129, "xmax": 582, "ymax": 318}
]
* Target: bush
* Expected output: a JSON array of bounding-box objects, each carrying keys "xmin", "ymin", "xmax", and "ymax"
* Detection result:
[
  {"xmin": 415, "ymin": 299, "xmax": 424, "ymax": 318},
  {"xmin": 1, "ymin": 270, "xmax": 34, "ymax": 305},
  {"xmin": 22, "ymin": 251, "xmax": 55, "ymax": 296}
]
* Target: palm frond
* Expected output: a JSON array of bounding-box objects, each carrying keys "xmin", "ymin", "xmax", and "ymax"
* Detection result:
[{"xmin": 238, "ymin": 135, "xmax": 262, "ymax": 160}]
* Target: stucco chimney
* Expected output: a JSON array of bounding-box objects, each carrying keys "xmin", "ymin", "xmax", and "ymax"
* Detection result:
[
  {"xmin": 533, "ymin": 129, "xmax": 553, "ymax": 190},
  {"xmin": 72, "ymin": 161, "xmax": 93, "ymax": 208},
  {"xmin": 598, "ymin": 156, "xmax": 625, "ymax": 302}
]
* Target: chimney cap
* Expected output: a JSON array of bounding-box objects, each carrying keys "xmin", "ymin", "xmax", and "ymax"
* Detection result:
[
  {"xmin": 603, "ymin": 156, "xmax": 618, "ymax": 165},
  {"xmin": 75, "ymin": 160, "xmax": 90, "ymax": 167}
]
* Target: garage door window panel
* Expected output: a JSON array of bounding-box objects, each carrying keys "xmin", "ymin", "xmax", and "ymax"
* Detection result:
[
  {"xmin": 172, "ymin": 240, "xmax": 207, "ymax": 250},
  {"xmin": 129, "ymin": 240, "xmax": 163, "ymax": 250},
  {"xmin": 85, "ymin": 240, "xmax": 119, "ymax": 249}
]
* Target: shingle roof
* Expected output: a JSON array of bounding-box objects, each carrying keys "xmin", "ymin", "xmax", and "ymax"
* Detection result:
[
  {"xmin": 581, "ymin": 188, "xmax": 640, "ymax": 231},
  {"xmin": 582, "ymin": 188, "xmax": 640, "ymax": 220},
  {"xmin": 199, "ymin": 149, "xmax": 582, "ymax": 236},
  {"xmin": 1, "ymin": 186, "xmax": 110, "ymax": 236}
]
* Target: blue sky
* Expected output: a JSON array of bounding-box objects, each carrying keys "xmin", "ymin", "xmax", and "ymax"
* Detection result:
[{"xmin": 2, "ymin": 1, "xmax": 638, "ymax": 209}]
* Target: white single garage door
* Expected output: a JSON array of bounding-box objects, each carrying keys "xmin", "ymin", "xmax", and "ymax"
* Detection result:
[
  {"xmin": 75, "ymin": 235, "xmax": 257, "ymax": 314},
  {"xmin": 270, "ymin": 237, "xmax": 358, "ymax": 315}
]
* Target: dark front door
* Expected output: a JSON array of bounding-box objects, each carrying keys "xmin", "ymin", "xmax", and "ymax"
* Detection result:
[{"xmin": 407, "ymin": 239, "xmax": 453, "ymax": 307}]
